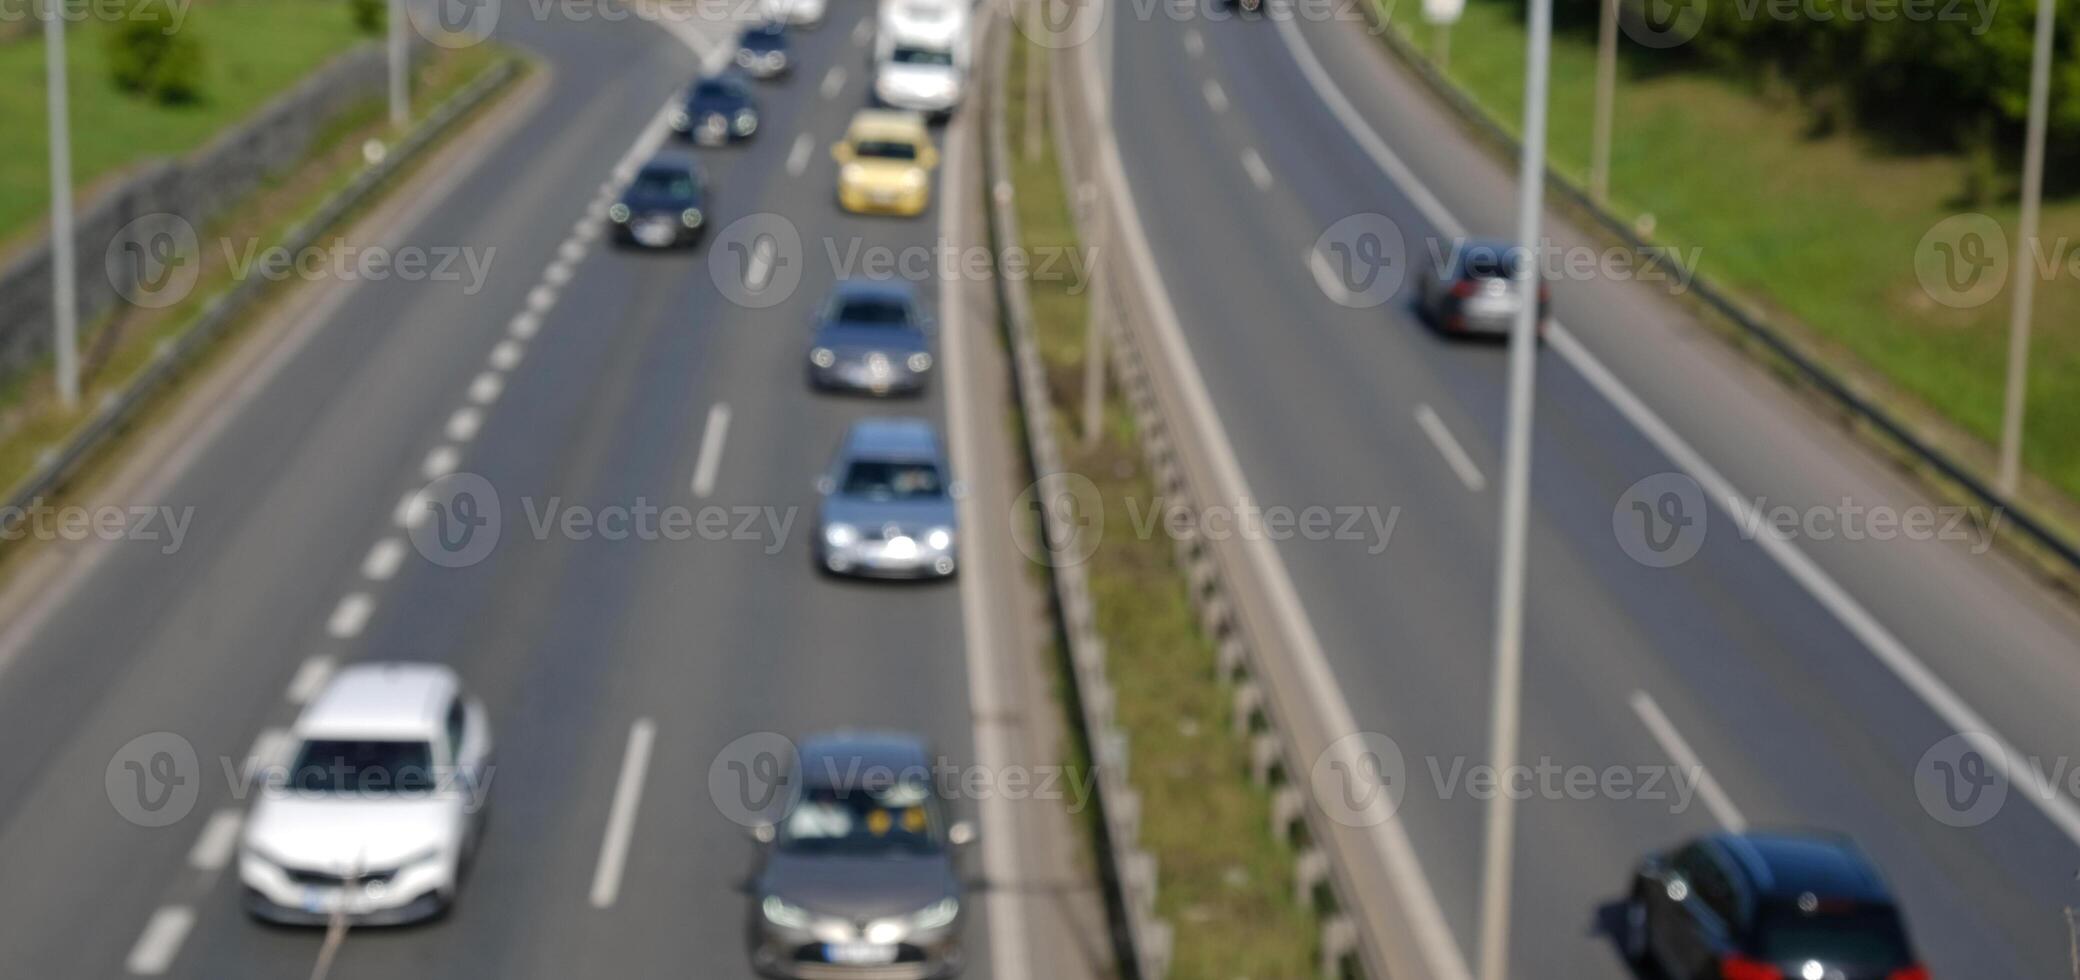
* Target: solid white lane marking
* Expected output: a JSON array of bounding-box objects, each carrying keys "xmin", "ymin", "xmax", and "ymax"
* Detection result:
[
  {"xmin": 489, "ymin": 340, "xmax": 525, "ymax": 371},
  {"xmin": 125, "ymin": 906, "xmax": 194, "ymax": 975},
  {"xmin": 787, "ymin": 133, "xmax": 814, "ymax": 177},
  {"xmin": 187, "ymin": 810, "xmax": 243, "ymax": 871},
  {"xmin": 1306, "ymin": 246, "xmax": 1354, "ymax": 307},
  {"xmin": 509, "ymin": 310, "xmax": 541, "ymax": 340},
  {"xmin": 468, "ymin": 371, "xmax": 504, "ymax": 405},
  {"xmin": 1203, "ymin": 78, "xmax": 1228, "ymax": 113},
  {"xmin": 286, "ymin": 654, "xmax": 337, "ymax": 704},
  {"xmin": 1184, "ymin": 27, "xmax": 1204, "ymax": 57},
  {"xmin": 590, "ymin": 717, "xmax": 656, "ymax": 909},
  {"xmin": 1414, "ymin": 404, "xmax": 1487, "ymax": 492},
  {"xmin": 361, "ymin": 537, "xmax": 407, "ymax": 581},
  {"xmin": 326, "ymin": 593, "xmax": 374, "ymax": 639},
  {"xmin": 422, "ymin": 445, "xmax": 460, "ymax": 480},
  {"xmin": 821, "ymin": 66, "xmax": 846, "ymax": 99},
  {"xmin": 1631, "ymin": 691, "xmax": 1748, "ymax": 832},
  {"xmin": 446, "ymin": 406, "xmax": 484, "ymax": 443},
  {"xmin": 690, "ymin": 403, "xmax": 732, "ymax": 498},
  {"xmin": 1240, "ymin": 147, "xmax": 1273, "ymax": 190}
]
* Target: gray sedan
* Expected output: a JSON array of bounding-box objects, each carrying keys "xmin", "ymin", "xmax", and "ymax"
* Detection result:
[
  {"xmin": 815, "ymin": 418, "xmax": 958, "ymax": 579},
  {"xmin": 807, "ymin": 280, "xmax": 934, "ymax": 396}
]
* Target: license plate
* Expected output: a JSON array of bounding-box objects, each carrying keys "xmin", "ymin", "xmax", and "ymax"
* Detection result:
[
  {"xmin": 635, "ymin": 222, "xmax": 675, "ymax": 247},
  {"xmin": 826, "ymin": 942, "xmax": 898, "ymax": 965},
  {"xmin": 301, "ymin": 888, "xmax": 328, "ymax": 913}
]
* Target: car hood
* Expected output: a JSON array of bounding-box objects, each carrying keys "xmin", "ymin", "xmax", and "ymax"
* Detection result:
[
  {"xmin": 876, "ymin": 63, "xmax": 960, "ymax": 100},
  {"xmin": 759, "ymin": 851, "xmax": 957, "ymax": 919},
  {"xmin": 687, "ymin": 95, "xmax": 751, "ymax": 117},
  {"xmin": 812, "ymin": 324, "xmax": 927, "ymax": 356},
  {"xmin": 245, "ymin": 796, "xmax": 458, "ymax": 872},
  {"xmin": 842, "ymin": 159, "xmax": 926, "ymax": 188},
  {"xmin": 621, "ymin": 191, "xmax": 703, "ymax": 213},
  {"xmin": 822, "ymin": 496, "xmax": 955, "ymax": 534}
]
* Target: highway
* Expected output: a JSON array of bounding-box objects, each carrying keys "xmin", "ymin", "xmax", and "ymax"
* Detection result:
[
  {"xmin": 1104, "ymin": 6, "xmax": 2080, "ymax": 979},
  {"xmin": 0, "ymin": 4, "xmax": 1066, "ymax": 978}
]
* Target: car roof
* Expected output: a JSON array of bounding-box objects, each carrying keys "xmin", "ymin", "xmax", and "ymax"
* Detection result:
[
  {"xmin": 296, "ymin": 662, "xmax": 458, "ymax": 741},
  {"xmin": 830, "ymin": 278, "xmax": 915, "ymax": 306},
  {"xmin": 1713, "ymin": 832, "xmax": 1894, "ymax": 904},
  {"xmin": 842, "ymin": 417, "xmax": 941, "ymax": 460},
  {"xmin": 795, "ymin": 731, "xmax": 932, "ymax": 788},
  {"xmin": 847, "ymin": 109, "xmax": 929, "ymax": 143}
]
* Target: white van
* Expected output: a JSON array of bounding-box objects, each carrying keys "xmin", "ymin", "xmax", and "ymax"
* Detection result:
[{"xmin": 873, "ymin": 0, "xmax": 970, "ymax": 120}]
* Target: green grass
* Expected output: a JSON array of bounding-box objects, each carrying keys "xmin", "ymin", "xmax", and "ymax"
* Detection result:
[
  {"xmin": 0, "ymin": 0, "xmax": 368, "ymax": 244},
  {"xmin": 1006, "ymin": 31, "xmax": 1324, "ymax": 979},
  {"xmin": 1393, "ymin": 2, "xmax": 2080, "ymax": 497}
]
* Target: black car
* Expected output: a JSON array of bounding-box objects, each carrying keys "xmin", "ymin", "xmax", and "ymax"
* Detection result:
[
  {"xmin": 746, "ymin": 732, "xmax": 972, "ymax": 979},
  {"xmin": 806, "ymin": 279, "xmax": 934, "ymax": 396},
  {"xmin": 608, "ymin": 153, "xmax": 708, "ymax": 248},
  {"xmin": 1625, "ymin": 832, "xmax": 1927, "ymax": 980},
  {"xmin": 673, "ymin": 72, "xmax": 760, "ymax": 145},
  {"xmin": 1415, "ymin": 237, "xmax": 1551, "ymax": 338},
  {"xmin": 735, "ymin": 22, "xmax": 792, "ymax": 79}
]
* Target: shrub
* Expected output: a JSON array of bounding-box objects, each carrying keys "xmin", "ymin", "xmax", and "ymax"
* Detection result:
[
  {"xmin": 105, "ymin": 0, "xmax": 206, "ymax": 104},
  {"xmin": 351, "ymin": 0, "xmax": 386, "ymax": 36}
]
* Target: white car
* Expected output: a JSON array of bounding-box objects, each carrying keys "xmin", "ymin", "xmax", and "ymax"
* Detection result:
[
  {"xmin": 760, "ymin": 0, "xmax": 825, "ymax": 26},
  {"xmin": 240, "ymin": 663, "xmax": 493, "ymax": 925}
]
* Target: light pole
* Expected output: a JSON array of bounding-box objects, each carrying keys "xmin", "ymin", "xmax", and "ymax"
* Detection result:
[
  {"xmin": 1588, "ymin": 0, "xmax": 1617, "ymax": 204},
  {"xmin": 44, "ymin": 0, "xmax": 79, "ymax": 409},
  {"xmin": 1474, "ymin": 0, "xmax": 1553, "ymax": 972},
  {"xmin": 389, "ymin": 0, "xmax": 409, "ymax": 128},
  {"xmin": 1996, "ymin": 0, "xmax": 2056, "ymax": 496}
]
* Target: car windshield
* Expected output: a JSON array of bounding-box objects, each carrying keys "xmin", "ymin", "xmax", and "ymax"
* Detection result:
[
  {"xmin": 630, "ymin": 169, "xmax": 695, "ymax": 198},
  {"xmin": 694, "ymin": 80, "xmax": 739, "ymax": 100},
  {"xmin": 835, "ymin": 297, "xmax": 912, "ymax": 326},
  {"xmin": 1461, "ymin": 248, "xmax": 1524, "ymax": 280},
  {"xmin": 743, "ymin": 27, "xmax": 784, "ymax": 47},
  {"xmin": 854, "ymin": 139, "xmax": 919, "ymax": 161},
  {"xmin": 1754, "ymin": 906, "xmax": 1913, "ymax": 967},
  {"xmin": 778, "ymin": 783, "xmax": 941, "ymax": 855},
  {"xmin": 288, "ymin": 738, "xmax": 437, "ymax": 794},
  {"xmin": 841, "ymin": 459, "xmax": 943, "ymax": 500},
  {"xmin": 891, "ymin": 45, "xmax": 954, "ymax": 67}
]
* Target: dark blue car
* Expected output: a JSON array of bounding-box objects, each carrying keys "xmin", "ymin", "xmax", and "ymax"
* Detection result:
[
  {"xmin": 608, "ymin": 153, "xmax": 708, "ymax": 249},
  {"xmin": 734, "ymin": 22, "xmax": 792, "ymax": 79},
  {"xmin": 672, "ymin": 72, "xmax": 760, "ymax": 145},
  {"xmin": 806, "ymin": 280, "xmax": 934, "ymax": 396}
]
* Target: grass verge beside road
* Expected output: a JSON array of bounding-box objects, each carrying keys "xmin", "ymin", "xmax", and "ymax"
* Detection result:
[
  {"xmin": 1005, "ymin": 30, "xmax": 1323, "ymax": 978},
  {"xmin": 1388, "ymin": 2, "xmax": 2080, "ymax": 502}
]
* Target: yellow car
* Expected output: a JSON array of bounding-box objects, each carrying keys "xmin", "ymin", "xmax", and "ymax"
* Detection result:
[{"xmin": 832, "ymin": 110, "xmax": 939, "ymax": 217}]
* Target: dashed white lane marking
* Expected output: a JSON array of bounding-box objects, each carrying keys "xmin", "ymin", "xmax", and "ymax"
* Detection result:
[
  {"xmin": 589, "ymin": 717, "xmax": 657, "ymax": 909},
  {"xmin": 527, "ymin": 285, "xmax": 557, "ymax": 313},
  {"xmin": 821, "ymin": 66, "xmax": 847, "ymax": 99},
  {"xmin": 187, "ymin": 810, "xmax": 243, "ymax": 872},
  {"xmin": 468, "ymin": 371, "xmax": 504, "ymax": 405},
  {"xmin": 742, "ymin": 234, "xmax": 780, "ymax": 293},
  {"xmin": 326, "ymin": 593, "xmax": 374, "ymax": 639},
  {"xmin": 395, "ymin": 489, "xmax": 431, "ymax": 529},
  {"xmin": 1184, "ymin": 27, "xmax": 1204, "ymax": 57},
  {"xmin": 489, "ymin": 339, "xmax": 525, "ymax": 371},
  {"xmin": 690, "ymin": 403, "xmax": 732, "ymax": 498},
  {"xmin": 1203, "ymin": 78, "xmax": 1228, "ymax": 113},
  {"xmin": 544, "ymin": 260, "xmax": 574, "ymax": 286},
  {"xmin": 422, "ymin": 445, "xmax": 460, "ymax": 480},
  {"xmin": 509, "ymin": 311, "xmax": 541, "ymax": 340},
  {"xmin": 1414, "ymin": 404, "xmax": 1487, "ymax": 492},
  {"xmin": 1631, "ymin": 691, "xmax": 1749, "ymax": 833},
  {"xmin": 361, "ymin": 537, "xmax": 407, "ymax": 581},
  {"xmin": 1239, "ymin": 147, "xmax": 1273, "ymax": 190},
  {"xmin": 286, "ymin": 655, "xmax": 337, "ymax": 704},
  {"xmin": 446, "ymin": 406, "xmax": 484, "ymax": 443},
  {"xmin": 125, "ymin": 906, "xmax": 194, "ymax": 975},
  {"xmin": 245, "ymin": 727, "xmax": 294, "ymax": 784},
  {"xmin": 852, "ymin": 16, "xmax": 872, "ymax": 44},
  {"xmin": 559, "ymin": 238, "xmax": 587, "ymax": 264},
  {"xmin": 787, "ymin": 133, "xmax": 814, "ymax": 177},
  {"xmin": 1306, "ymin": 246, "xmax": 1354, "ymax": 307},
  {"xmin": 573, "ymin": 216, "xmax": 601, "ymax": 242}
]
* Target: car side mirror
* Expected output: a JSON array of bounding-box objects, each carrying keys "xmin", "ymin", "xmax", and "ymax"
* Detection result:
[
  {"xmin": 815, "ymin": 475, "xmax": 836, "ymax": 496},
  {"xmin": 751, "ymin": 822, "xmax": 777, "ymax": 844},
  {"xmin": 831, "ymin": 142, "xmax": 855, "ymax": 164},
  {"xmin": 947, "ymin": 821, "xmax": 976, "ymax": 847}
]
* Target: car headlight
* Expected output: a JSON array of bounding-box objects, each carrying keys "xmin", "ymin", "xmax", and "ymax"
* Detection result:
[
  {"xmin": 824, "ymin": 522, "xmax": 859, "ymax": 548},
  {"xmin": 681, "ymin": 207, "xmax": 703, "ymax": 229},
  {"xmin": 608, "ymin": 203, "xmax": 630, "ymax": 224},
  {"xmin": 863, "ymin": 919, "xmax": 907, "ymax": 945},
  {"xmin": 763, "ymin": 896, "xmax": 813, "ymax": 929},
  {"xmin": 736, "ymin": 49, "xmax": 755, "ymax": 65},
  {"xmin": 909, "ymin": 897, "xmax": 959, "ymax": 931},
  {"xmin": 810, "ymin": 347, "xmax": 836, "ymax": 368},
  {"xmin": 841, "ymin": 163, "xmax": 867, "ymax": 185},
  {"xmin": 668, "ymin": 108, "xmax": 691, "ymax": 131},
  {"xmin": 769, "ymin": 52, "xmax": 787, "ymax": 68},
  {"xmin": 925, "ymin": 527, "xmax": 952, "ymax": 551},
  {"xmin": 734, "ymin": 109, "xmax": 758, "ymax": 133},
  {"xmin": 906, "ymin": 352, "xmax": 932, "ymax": 372},
  {"xmin": 902, "ymin": 168, "xmax": 928, "ymax": 190}
]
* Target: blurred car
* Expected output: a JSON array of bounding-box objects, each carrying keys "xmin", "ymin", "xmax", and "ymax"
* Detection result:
[
  {"xmin": 815, "ymin": 418, "xmax": 958, "ymax": 578},
  {"xmin": 746, "ymin": 731, "xmax": 973, "ymax": 979},
  {"xmin": 673, "ymin": 72, "xmax": 761, "ymax": 146},
  {"xmin": 608, "ymin": 152, "xmax": 708, "ymax": 249},
  {"xmin": 832, "ymin": 110, "xmax": 937, "ymax": 217},
  {"xmin": 871, "ymin": 1, "xmax": 969, "ymax": 120},
  {"xmin": 1624, "ymin": 831, "xmax": 1928, "ymax": 980},
  {"xmin": 1414, "ymin": 237, "xmax": 1550, "ymax": 337},
  {"xmin": 240, "ymin": 663, "xmax": 492, "ymax": 925},
  {"xmin": 808, "ymin": 279, "xmax": 934, "ymax": 395},
  {"xmin": 758, "ymin": 0, "xmax": 826, "ymax": 26},
  {"xmin": 736, "ymin": 21, "xmax": 793, "ymax": 79}
]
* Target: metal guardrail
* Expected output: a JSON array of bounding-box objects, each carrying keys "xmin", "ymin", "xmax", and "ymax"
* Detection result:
[
  {"xmin": 0, "ymin": 57, "xmax": 522, "ymax": 532},
  {"xmin": 978, "ymin": 6, "xmax": 1175, "ymax": 978},
  {"xmin": 1358, "ymin": 9, "xmax": 2080, "ymax": 581}
]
